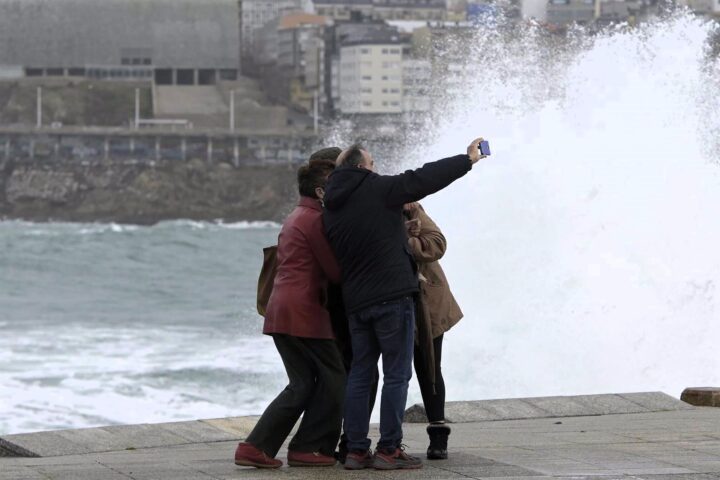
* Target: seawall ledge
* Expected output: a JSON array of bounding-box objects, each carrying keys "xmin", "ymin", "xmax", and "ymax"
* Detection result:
[{"xmin": 0, "ymin": 391, "xmax": 697, "ymax": 458}]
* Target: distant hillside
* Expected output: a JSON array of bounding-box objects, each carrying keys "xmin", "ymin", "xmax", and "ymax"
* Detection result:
[{"xmin": 0, "ymin": 79, "xmax": 153, "ymax": 127}]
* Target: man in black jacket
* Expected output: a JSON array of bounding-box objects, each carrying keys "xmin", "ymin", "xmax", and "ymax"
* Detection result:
[{"xmin": 323, "ymin": 138, "xmax": 486, "ymax": 470}]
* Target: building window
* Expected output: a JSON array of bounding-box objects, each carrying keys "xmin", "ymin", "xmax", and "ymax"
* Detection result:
[
  {"xmin": 25, "ymin": 68, "xmax": 43, "ymax": 77},
  {"xmin": 382, "ymin": 48, "xmax": 389, "ymax": 54},
  {"xmin": 219, "ymin": 69, "xmax": 238, "ymax": 80},
  {"xmin": 176, "ymin": 69, "xmax": 195, "ymax": 85},
  {"xmin": 155, "ymin": 68, "xmax": 173, "ymax": 85},
  {"xmin": 390, "ymin": 48, "xmax": 400, "ymax": 54},
  {"xmin": 363, "ymin": 101, "xmax": 372, "ymax": 106},
  {"xmin": 198, "ymin": 69, "xmax": 216, "ymax": 85},
  {"xmin": 382, "ymin": 88, "xmax": 388, "ymax": 93},
  {"xmin": 362, "ymin": 75, "xmax": 372, "ymax": 80},
  {"xmin": 360, "ymin": 48, "xmax": 370, "ymax": 54},
  {"xmin": 121, "ymin": 47, "xmax": 152, "ymax": 67}
]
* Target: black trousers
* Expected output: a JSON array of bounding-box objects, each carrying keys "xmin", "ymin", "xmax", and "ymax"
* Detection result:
[
  {"xmin": 413, "ymin": 334, "xmax": 445, "ymax": 423},
  {"xmin": 246, "ymin": 333, "xmax": 346, "ymax": 457}
]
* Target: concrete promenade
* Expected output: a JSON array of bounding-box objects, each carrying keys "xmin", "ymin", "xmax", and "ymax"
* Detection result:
[{"xmin": 1, "ymin": 393, "xmax": 719, "ymax": 480}]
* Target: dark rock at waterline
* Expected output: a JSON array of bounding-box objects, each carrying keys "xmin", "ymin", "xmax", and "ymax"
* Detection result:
[
  {"xmin": 681, "ymin": 387, "xmax": 720, "ymax": 407},
  {"xmin": 0, "ymin": 159, "xmax": 297, "ymax": 224}
]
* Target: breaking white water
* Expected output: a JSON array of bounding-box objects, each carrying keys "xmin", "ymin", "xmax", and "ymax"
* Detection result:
[{"xmin": 415, "ymin": 15, "xmax": 720, "ymax": 400}]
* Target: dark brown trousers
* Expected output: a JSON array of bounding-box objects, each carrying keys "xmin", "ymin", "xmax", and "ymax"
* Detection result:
[{"xmin": 246, "ymin": 334, "xmax": 346, "ymax": 457}]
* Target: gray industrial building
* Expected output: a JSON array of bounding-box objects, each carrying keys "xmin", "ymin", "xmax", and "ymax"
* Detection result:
[{"xmin": 0, "ymin": 0, "xmax": 240, "ymax": 85}]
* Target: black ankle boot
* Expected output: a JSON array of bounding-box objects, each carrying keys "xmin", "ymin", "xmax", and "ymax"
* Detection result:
[{"xmin": 426, "ymin": 423, "xmax": 451, "ymax": 460}]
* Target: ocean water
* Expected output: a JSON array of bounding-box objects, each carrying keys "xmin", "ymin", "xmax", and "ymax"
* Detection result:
[
  {"xmin": 3, "ymin": 13, "xmax": 720, "ymax": 435},
  {"xmin": 0, "ymin": 221, "xmax": 288, "ymax": 434}
]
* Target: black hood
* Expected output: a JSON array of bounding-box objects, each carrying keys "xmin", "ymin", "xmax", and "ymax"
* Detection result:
[
  {"xmin": 322, "ymin": 153, "xmax": 472, "ymax": 314},
  {"xmin": 323, "ymin": 167, "xmax": 371, "ymax": 210}
]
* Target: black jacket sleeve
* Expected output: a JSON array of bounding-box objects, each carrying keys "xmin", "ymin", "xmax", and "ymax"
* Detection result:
[{"xmin": 383, "ymin": 154, "xmax": 472, "ymax": 207}]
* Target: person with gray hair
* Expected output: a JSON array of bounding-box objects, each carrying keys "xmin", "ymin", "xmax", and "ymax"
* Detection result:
[{"xmin": 322, "ymin": 138, "xmax": 487, "ymax": 470}]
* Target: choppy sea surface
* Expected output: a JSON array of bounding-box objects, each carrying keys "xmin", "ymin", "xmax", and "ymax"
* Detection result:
[{"xmin": 0, "ymin": 220, "xmax": 290, "ymax": 434}]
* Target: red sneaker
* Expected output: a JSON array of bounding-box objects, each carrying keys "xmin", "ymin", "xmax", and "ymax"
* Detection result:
[
  {"xmin": 373, "ymin": 446, "xmax": 423, "ymax": 470},
  {"xmin": 234, "ymin": 442, "xmax": 282, "ymax": 469},
  {"xmin": 287, "ymin": 450, "xmax": 336, "ymax": 467},
  {"xmin": 344, "ymin": 450, "xmax": 373, "ymax": 470}
]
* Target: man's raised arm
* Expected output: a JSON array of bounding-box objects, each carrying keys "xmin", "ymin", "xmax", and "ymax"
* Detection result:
[{"xmin": 384, "ymin": 138, "xmax": 487, "ymax": 207}]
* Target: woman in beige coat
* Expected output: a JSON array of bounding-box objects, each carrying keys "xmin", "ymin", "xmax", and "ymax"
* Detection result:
[{"xmin": 404, "ymin": 202, "xmax": 463, "ymax": 460}]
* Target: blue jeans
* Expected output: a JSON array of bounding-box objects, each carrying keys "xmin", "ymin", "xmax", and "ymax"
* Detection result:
[{"xmin": 344, "ymin": 296, "xmax": 415, "ymax": 451}]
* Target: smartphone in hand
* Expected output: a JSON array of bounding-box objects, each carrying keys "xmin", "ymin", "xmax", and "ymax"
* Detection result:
[{"xmin": 479, "ymin": 140, "xmax": 491, "ymax": 156}]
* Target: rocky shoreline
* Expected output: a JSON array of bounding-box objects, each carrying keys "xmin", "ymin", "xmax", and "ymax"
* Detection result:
[{"xmin": 0, "ymin": 159, "xmax": 297, "ymax": 224}]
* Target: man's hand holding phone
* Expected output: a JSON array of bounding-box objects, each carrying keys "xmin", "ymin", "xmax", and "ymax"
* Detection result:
[{"xmin": 468, "ymin": 137, "xmax": 490, "ymax": 164}]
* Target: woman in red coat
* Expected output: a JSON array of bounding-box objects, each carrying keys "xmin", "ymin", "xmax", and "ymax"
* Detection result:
[{"xmin": 234, "ymin": 150, "xmax": 345, "ymax": 469}]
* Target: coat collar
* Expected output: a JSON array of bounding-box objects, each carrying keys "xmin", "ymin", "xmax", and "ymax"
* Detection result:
[{"xmin": 298, "ymin": 196, "xmax": 322, "ymax": 211}]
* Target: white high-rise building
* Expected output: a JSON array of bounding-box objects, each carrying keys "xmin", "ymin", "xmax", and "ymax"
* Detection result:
[
  {"xmin": 339, "ymin": 40, "xmax": 405, "ymax": 114},
  {"xmin": 402, "ymin": 58, "xmax": 431, "ymax": 113}
]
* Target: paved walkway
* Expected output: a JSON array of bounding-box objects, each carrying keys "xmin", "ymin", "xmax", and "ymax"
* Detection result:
[{"xmin": 2, "ymin": 395, "xmax": 720, "ymax": 480}]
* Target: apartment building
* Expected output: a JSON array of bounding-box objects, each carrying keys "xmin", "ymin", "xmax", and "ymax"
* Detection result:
[
  {"xmin": 678, "ymin": 0, "xmax": 720, "ymax": 15},
  {"xmin": 546, "ymin": 0, "xmax": 642, "ymax": 25},
  {"xmin": 546, "ymin": 0, "xmax": 595, "ymax": 25},
  {"xmin": 313, "ymin": 0, "xmax": 448, "ymax": 21},
  {"xmin": 313, "ymin": 0, "xmax": 374, "ymax": 20},
  {"xmin": 337, "ymin": 29, "xmax": 406, "ymax": 114},
  {"xmin": 402, "ymin": 58, "xmax": 431, "ymax": 113},
  {"xmin": 372, "ymin": 0, "xmax": 448, "ymax": 20},
  {"xmin": 278, "ymin": 13, "xmax": 330, "ymax": 112},
  {"xmin": 240, "ymin": 0, "xmax": 305, "ymax": 55}
]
